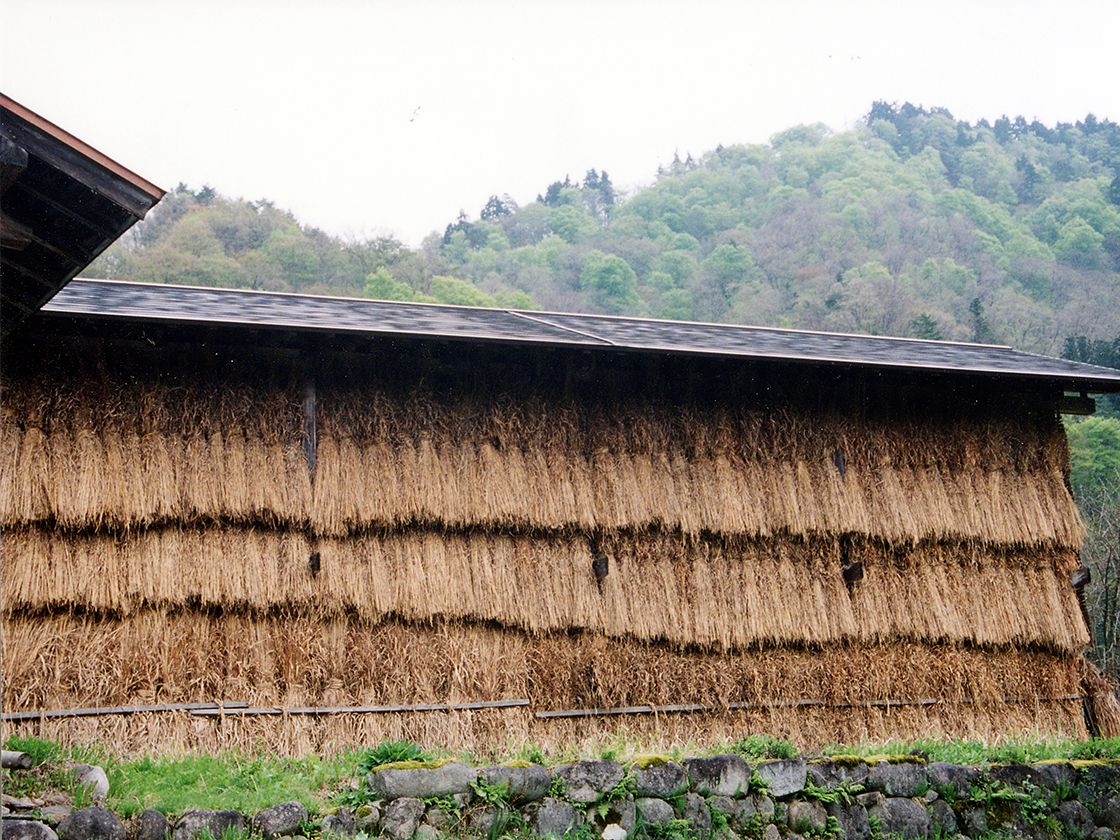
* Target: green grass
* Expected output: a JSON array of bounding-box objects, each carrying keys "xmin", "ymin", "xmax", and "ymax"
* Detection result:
[
  {"xmin": 2, "ymin": 737, "xmax": 358, "ymax": 819},
  {"xmin": 105, "ymin": 753, "xmax": 355, "ymax": 818}
]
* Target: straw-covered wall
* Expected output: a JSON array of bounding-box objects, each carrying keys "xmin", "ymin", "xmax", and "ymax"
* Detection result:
[
  {"xmin": 0, "ymin": 528, "xmax": 1088, "ymax": 651},
  {"xmin": 0, "ymin": 335, "xmax": 1107, "ymax": 752}
]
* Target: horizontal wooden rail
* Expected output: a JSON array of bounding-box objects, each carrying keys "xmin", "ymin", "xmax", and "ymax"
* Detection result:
[
  {"xmin": 2, "ymin": 701, "xmax": 249, "ymax": 722},
  {"xmin": 4, "ymin": 694, "xmax": 1081, "ymax": 723},
  {"xmin": 535, "ymin": 694, "xmax": 1086, "ymax": 720},
  {"xmin": 190, "ymin": 699, "xmax": 531, "ymax": 717}
]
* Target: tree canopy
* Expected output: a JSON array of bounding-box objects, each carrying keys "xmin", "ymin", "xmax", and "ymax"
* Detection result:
[{"xmin": 88, "ymin": 103, "xmax": 1120, "ymax": 357}]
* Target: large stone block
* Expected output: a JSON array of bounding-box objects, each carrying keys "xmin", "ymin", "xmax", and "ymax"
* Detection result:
[
  {"xmin": 534, "ymin": 799, "xmax": 581, "ymax": 838},
  {"xmin": 2, "ymin": 821, "xmax": 59, "ymax": 840},
  {"xmin": 924, "ymin": 763, "xmax": 978, "ymax": 799},
  {"xmin": 553, "ymin": 761, "xmax": 624, "ymax": 803},
  {"xmin": 132, "ymin": 809, "xmax": 170, "ymax": 840},
  {"xmin": 172, "ymin": 811, "xmax": 247, "ymax": 840},
  {"xmin": 866, "ymin": 763, "xmax": 925, "ymax": 798},
  {"xmin": 368, "ymin": 763, "xmax": 477, "ymax": 800},
  {"xmin": 684, "ymin": 755, "xmax": 752, "ymax": 797},
  {"xmin": 251, "ymin": 802, "xmax": 308, "ymax": 839},
  {"xmin": 866, "ymin": 798, "xmax": 930, "ymax": 839},
  {"xmin": 806, "ymin": 760, "xmax": 869, "ymax": 788},
  {"xmin": 633, "ymin": 762, "xmax": 689, "ymax": 798},
  {"xmin": 786, "ymin": 801, "xmax": 827, "ymax": 833},
  {"xmin": 680, "ymin": 793, "xmax": 711, "ymax": 840},
  {"xmin": 754, "ymin": 760, "xmax": 807, "ymax": 798},
  {"xmin": 380, "ymin": 799, "xmax": 425, "ymax": 840},
  {"xmin": 56, "ymin": 807, "xmax": 125, "ymax": 840},
  {"xmin": 827, "ymin": 802, "xmax": 870, "ymax": 840},
  {"xmin": 635, "ymin": 798, "xmax": 674, "ymax": 825},
  {"xmin": 476, "ymin": 765, "xmax": 551, "ymax": 804}
]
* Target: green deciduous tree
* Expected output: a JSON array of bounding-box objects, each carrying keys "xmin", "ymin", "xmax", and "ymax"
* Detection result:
[
  {"xmin": 429, "ymin": 275, "xmax": 496, "ymax": 307},
  {"xmin": 580, "ymin": 251, "xmax": 640, "ymax": 313},
  {"xmin": 364, "ymin": 267, "xmax": 428, "ymax": 302},
  {"xmin": 1053, "ymin": 217, "xmax": 1106, "ymax": 268}
]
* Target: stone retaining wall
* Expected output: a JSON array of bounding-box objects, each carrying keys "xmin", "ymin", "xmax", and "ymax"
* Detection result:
[
  {"xmin": 3, "ymin": 755, "xmax": 1120, "ymax": 839},
  {"xmin": 351, "ymin": 756, "xmax": 1120, "ymax": 839}
]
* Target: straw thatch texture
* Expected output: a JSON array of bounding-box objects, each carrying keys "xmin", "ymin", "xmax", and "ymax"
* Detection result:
[
  {"xmin": 0, "ymin": 342, "xmax": 1094, "ymax": 750},
  {"xmin": 0, "ymin": 423, "xmax": 311, "ymax": 529},
  {"xmin": 1, "ymin": 382, "xmax": 1082, "ymax": 548},
  {"xmin": 0, "ymin": 374, "xmax": 310, "ymax": 529},
  {"xmin": 308, "ymin": 391, "xmax": 1081, "ymax": 546},
  {"xmin": 1, "ymin": 613, "xmax": 1087, "ymax": 754},
  {"xmin": 0, "ymin": 527, "xmax": 1088, "ymax": 652},
  {"xmin": 1, "ymin": 611, "xmax": 1082, "ymax": 722}
]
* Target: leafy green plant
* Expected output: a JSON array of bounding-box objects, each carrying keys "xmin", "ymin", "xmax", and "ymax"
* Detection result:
[
  {"xmin": 801, "ymin": 777, "xmax": 865, "ymax": 806},
  {"xmin": 1050, "ymin": 780, "xmax": 1076, "ymax": 802},
  {"xmin": 471, "ymin": 776, "xmax": 513, "ymax": 808},
  {"xmin": 738, "ymin": 813, "xmax": 768, "ymax": 840},
  {"xmin": 604, "ymin": 772, "xmax": 637, "ymax": 802},
  {"xmin": 356, "ymin": 740, "xmax": 432, "ymax": 774},
  {"xmin": 967, "ymin": 778, "xmax": 1029, "ymax": 806},
  {"xmin": 818, "ymin": 815, "xmax": 844, "ymax": 838},
  {"xmin": 1019, "ymin": 793, "xmax": 1058, "ymax": 833},
  {"xmin": 932, "ymin": 783, "xmax": 958, "ymax": 803},
  {"xmin": 747, "ymin": 769, "xmax": 771, "ymax": 796},
  {"xmin": 422, "ymin": 794, "xmax": 462, "ymax": 816},
  {"xmin": 516, "ymin": 743, "xmax": 548, "ymax": 766},
  {"xmin": 485, "ymin": 804, "xmax": 529, "ymax": 839},
  {"xmin": 548, "ymin": 776, "xmax": 569, "ymax": 798},
  {"xmin": 108, "ymin": 753, "xmax": 342, "ymax": 818},
  {"xmin": 1070, "ymin": 738, "xmax": 1120, "ymax": 761},
  {"xmin": 588, "ymin": 772, "xmax": 638, "ymax": 821},
  {"xmin": 561, "ymin": 823, "xmax": 597, "ymax": 840},
  {"xmin": 732, "ymin": 735, "xmax": 798, "ymax": 760},
  {"xmin": 708, "ymin": 802, "xmax": 731, "ymax": 835}
]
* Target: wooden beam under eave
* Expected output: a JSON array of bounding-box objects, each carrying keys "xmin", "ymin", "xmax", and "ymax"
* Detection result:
[{"xmin": 0, "ymin": 211, "xmax": 34, "ymax": 250}]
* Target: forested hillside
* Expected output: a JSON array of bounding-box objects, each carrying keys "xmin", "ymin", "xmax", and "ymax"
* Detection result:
[{"xmin": 88, "ymin": 102, "xmax": 1120, "ymax": 357}]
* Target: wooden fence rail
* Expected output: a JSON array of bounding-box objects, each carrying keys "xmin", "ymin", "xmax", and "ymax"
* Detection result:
[{"xmin": 2, "ymin": 695, "xmax": 1082, "ymax": 723}]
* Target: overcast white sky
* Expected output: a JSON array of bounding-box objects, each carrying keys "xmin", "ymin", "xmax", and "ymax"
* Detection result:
[{"xmin": 4, "ymin": 1, "xmax": 1119, "ymax": 245}]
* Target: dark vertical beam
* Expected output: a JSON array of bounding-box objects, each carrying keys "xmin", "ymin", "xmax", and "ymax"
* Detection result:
[{"xmin": 302, "ymin": 372, "xmax": 317, "ymax": 478}]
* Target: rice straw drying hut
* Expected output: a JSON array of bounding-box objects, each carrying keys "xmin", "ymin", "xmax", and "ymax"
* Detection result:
[
  {"xmin": 4, "ymin": 96, "xmax": 1120, "ymax": 756},
  {"xmin": 4, "ymin": 275, "xmax": 1120, "ymax": 756}
]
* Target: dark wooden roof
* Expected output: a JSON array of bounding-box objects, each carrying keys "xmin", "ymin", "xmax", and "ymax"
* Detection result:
[
  {"xmin": 0, "ymin": 94, "xmax": 164, "ymax": 337},
  {"xmin": 43, "ymin": 278, "xmax": 1120, "ymax": 393}
]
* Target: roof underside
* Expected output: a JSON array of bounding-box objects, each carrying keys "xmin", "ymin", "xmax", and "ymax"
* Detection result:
[
  {"xmin": 42, "ymin": 278, "xmax": 1120, "ymax": 393},
  {"xmin": 0, "ymin": 94, "xmax": 164, "ymax": 337}
]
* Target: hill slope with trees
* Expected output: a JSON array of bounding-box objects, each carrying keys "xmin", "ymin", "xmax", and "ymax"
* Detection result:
[{"xmin": 88, "ymin": 102, "xmax": 1120, "ymax": 357}]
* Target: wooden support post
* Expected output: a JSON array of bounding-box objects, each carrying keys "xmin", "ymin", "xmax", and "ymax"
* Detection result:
[{"xmin": 302, "ymin": 372, "xmax": 317, "ymax": 477}]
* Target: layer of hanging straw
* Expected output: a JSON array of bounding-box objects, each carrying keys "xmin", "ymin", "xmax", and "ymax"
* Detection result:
[
  {"xmin": 1, "ymin": 527, "xmax": 1088, "ymax": 652},
  {"xmin": 0, "ymin": 381, "xmax": 1082, "ymax": 547},
  {"xmin": 1, "ymin": 611, "xmax": 1081, "ymax": 712},
  {"xmin": 1, "ymin": 613, "xmax": 1087, "ymax": 752}
]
